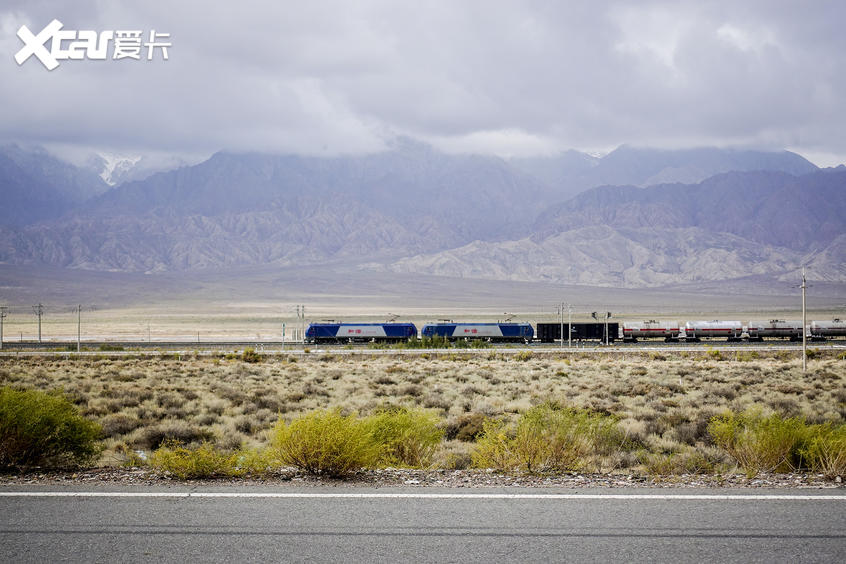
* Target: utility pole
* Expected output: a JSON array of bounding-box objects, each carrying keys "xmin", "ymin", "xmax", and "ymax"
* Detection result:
[
  {"xmin": 281, "ymin": 322, "xmax": 286, "ymax": 352},
  {"xmin": 32, "ymin": 303, "xmax": 44, "ymax": 343},
  {"xmin": 559, "ymin": 302, "xmax": 564, "ymax": 350},
  {"xmin": 297, "ymin": 305, "xmax": 305, "ymax": 342},
  {"xmin": 568, "ymin": 304, "xmax": 573, "ymax": 348},
  {"xmin": 558, "ymin": 302, "xmax": 573, "ymax": 349},
  {"xmin": 0, "ymin": 306, "xmax": 7, "ymax": 350},
  {"xmin": 77, "ymin": 304, "xmax": 81, "ymax": 353},
  {"xmin": 801, "ymin": 268, "xmax": 807, "ymax": 373},
  {"xmin": 295, "ymin": 306, "xmax": 300, "ymax": 341}
]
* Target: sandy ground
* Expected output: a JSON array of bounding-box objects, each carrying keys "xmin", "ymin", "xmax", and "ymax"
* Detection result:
[{"xmin": 2, "ymin": 263, "xmax": 844, "ymax": 341}]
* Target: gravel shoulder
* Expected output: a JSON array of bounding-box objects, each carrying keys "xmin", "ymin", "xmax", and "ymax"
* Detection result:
[{"xmin": 1, "ymin": 468, "xmax": 843, "ymax": 489}]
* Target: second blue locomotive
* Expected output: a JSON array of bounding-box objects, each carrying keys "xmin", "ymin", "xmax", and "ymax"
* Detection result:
[{"xmin": 421, "ymin": 322, "xmax": 534, "ymax": 343}]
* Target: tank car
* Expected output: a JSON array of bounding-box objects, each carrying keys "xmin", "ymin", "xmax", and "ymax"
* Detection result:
[
  {"xmin": 683, "ymin": 320, "xmax": 743, "ymax": 341},
  {"xmin": 745, "ymin": 320, "xmax": 803, "ymax": 341},
  {"xmin": 421, "ymin": 322, "xmax": 534, "ymax": 343},
  {"xmin": 621, "ymin": 320, "xmax": 681, "ymax": 342},
  {"xmin": 809, "ymin": 319, "xmax": 846, "ymax": 339},
  {"xmin": 305, "ymin": 322, "xmax": 417, "ymax": 344}
]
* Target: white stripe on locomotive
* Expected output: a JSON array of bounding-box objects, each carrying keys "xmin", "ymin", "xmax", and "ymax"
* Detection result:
[
  {"xmin": 339, "ymin": 325, "xmax": 388, "ymax": 337},
  {"xmin": 450, "ymin": 324, "xmax": 504, "ymax": 338}
]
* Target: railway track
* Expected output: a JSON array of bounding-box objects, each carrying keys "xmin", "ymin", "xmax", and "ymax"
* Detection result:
[
  {"xmin": 1, "ymin": 340, "xmax": 288, "ymax": 351},
  {"xmin": 1, "ymin": 339, "xmax": 844, "ymax": 356}
]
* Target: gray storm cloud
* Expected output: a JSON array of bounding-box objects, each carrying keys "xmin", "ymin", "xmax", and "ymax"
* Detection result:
[{"xmin": 1, "ymin": 0, "xmax": 844, "ymax": 164}]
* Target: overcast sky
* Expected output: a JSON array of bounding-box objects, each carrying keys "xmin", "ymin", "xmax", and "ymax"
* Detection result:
[{"xmin": 2, "ymin": 0, "xmax": 845, "ymax": 165}]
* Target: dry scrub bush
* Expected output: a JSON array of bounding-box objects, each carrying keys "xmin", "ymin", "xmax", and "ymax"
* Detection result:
[
  {"xmin": 432, "ymin": 440, "xmax": 474, "ymax": 470},
  {"xmin": 445, "ymin": 413, "xmax": 487, "ymax": 442},
  {"xmin": 0, "ymin": 386, "xmax": 102, "ymax": 469},
  {"xmin": 639, "ymin": 448, "xmax": 713, "ymax": 475},
  {"xmin": 271, "ymin": 409, "xmax": 379, "ymax": 477},
  {"xmin": 708, "ymin": 409, "xmax": 806, "ymax": 477},
  {"xmin": 2, "ymin": 354, "xmax": 843, "ymax": 472},
  {"xmin": 472, "ymin": 403, "xmax": 626, "ymax": 473},
  {"xmin": 100, "ymin": 413, "xmax": 141, "ymax": 438},
  {"xmin": 140, "ymin": 420, "xmax": 212, "ymax": 450}
]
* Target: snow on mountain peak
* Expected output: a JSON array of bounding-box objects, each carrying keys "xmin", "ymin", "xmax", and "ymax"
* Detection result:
[{"xmin": 95, "ymin": 152, "xmax": 142, "ymax": 185}]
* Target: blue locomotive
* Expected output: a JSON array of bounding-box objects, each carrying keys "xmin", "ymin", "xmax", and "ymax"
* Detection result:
[
  {"xmin": 305, "ymin": 322, "xmax": 417, "ymax": 344},
  {"xmin": 421, "ymin": 322, "xmax": 534, "ymax": 343}
]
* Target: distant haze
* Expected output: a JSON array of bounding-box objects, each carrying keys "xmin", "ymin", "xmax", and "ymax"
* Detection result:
[{"xmin": 1, "ymin": 1, "xmax": 845, "ymax": 166}]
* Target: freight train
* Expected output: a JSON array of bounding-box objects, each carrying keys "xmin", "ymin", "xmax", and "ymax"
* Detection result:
[{"xmin": 304, "ymin": 318, "xmax": 846, "ymax": 344}]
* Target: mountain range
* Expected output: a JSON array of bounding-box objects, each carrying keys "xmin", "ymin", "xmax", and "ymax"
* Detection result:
[
  {"xmin": 0, "ymin": 145, "xmax": 110, "ymax": 226},
  {"xmin": 0, "ymin": 140, "xmax": 843, "ymax": 290}
]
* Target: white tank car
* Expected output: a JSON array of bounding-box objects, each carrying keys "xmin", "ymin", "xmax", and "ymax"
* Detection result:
[
  {"xmin": 746, "ymin": 319, "xmax": 803, "ymax": 340},
  {"xmin": 810, "ymin": 319, "xmax": 846, "ymax": 337},
  {"xmin": 684, "ymin": 320, "xmax": 743, "ymax": 340},
  {"xmin": 621, "ymin": 320, "xmax": 681, "ymax": 340}
]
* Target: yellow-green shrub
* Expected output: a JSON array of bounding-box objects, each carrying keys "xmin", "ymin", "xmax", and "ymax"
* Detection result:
[
  {"xmin": 799, "ymin": 422, "xmax": 846, "ymax": 478},
  {"xmin": 271, "ymin": 409, "xmax": 378, "ymax": 477},
  {"xmin": 470, "ymin": 419, "xmax": 514, "ymax": 470},
  {"xmin": 233, "ymin": 447, "xmax": 278, "ymax": 475},
  {"xmin": 365, "ymin": 407, "xmax": 443, "ymax": 467},
  {"xmin": 514, "ymin": 351, "xmax": 533, "ymax": 362},
  {"xmin": 472, "ymin": 403, "xmax": 625, "ymax": 473},
  {"xmin": 241, "ymin": 348, "xmax": 262, "ymax": 363},
  {"xmin": 150, "ymin": 440, "xmax": 240, "ymax": 479},
  {"xmin": 0, "ymin": 386, "xmax": 102, "ymax": 469},
  {"xmin": 708, "ymin": 409, "xmax": 806, "ymax": 477}
]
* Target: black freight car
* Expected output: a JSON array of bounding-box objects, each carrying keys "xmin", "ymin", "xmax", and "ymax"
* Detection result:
[{"xmin": 536, "ymin": 322, "xmax": 619, "ymax": 343}]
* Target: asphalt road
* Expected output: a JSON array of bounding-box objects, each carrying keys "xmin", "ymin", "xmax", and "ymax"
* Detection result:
[{"xmin": 1, "ymin": 487, "xmax": 844, "ymax": 563}]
